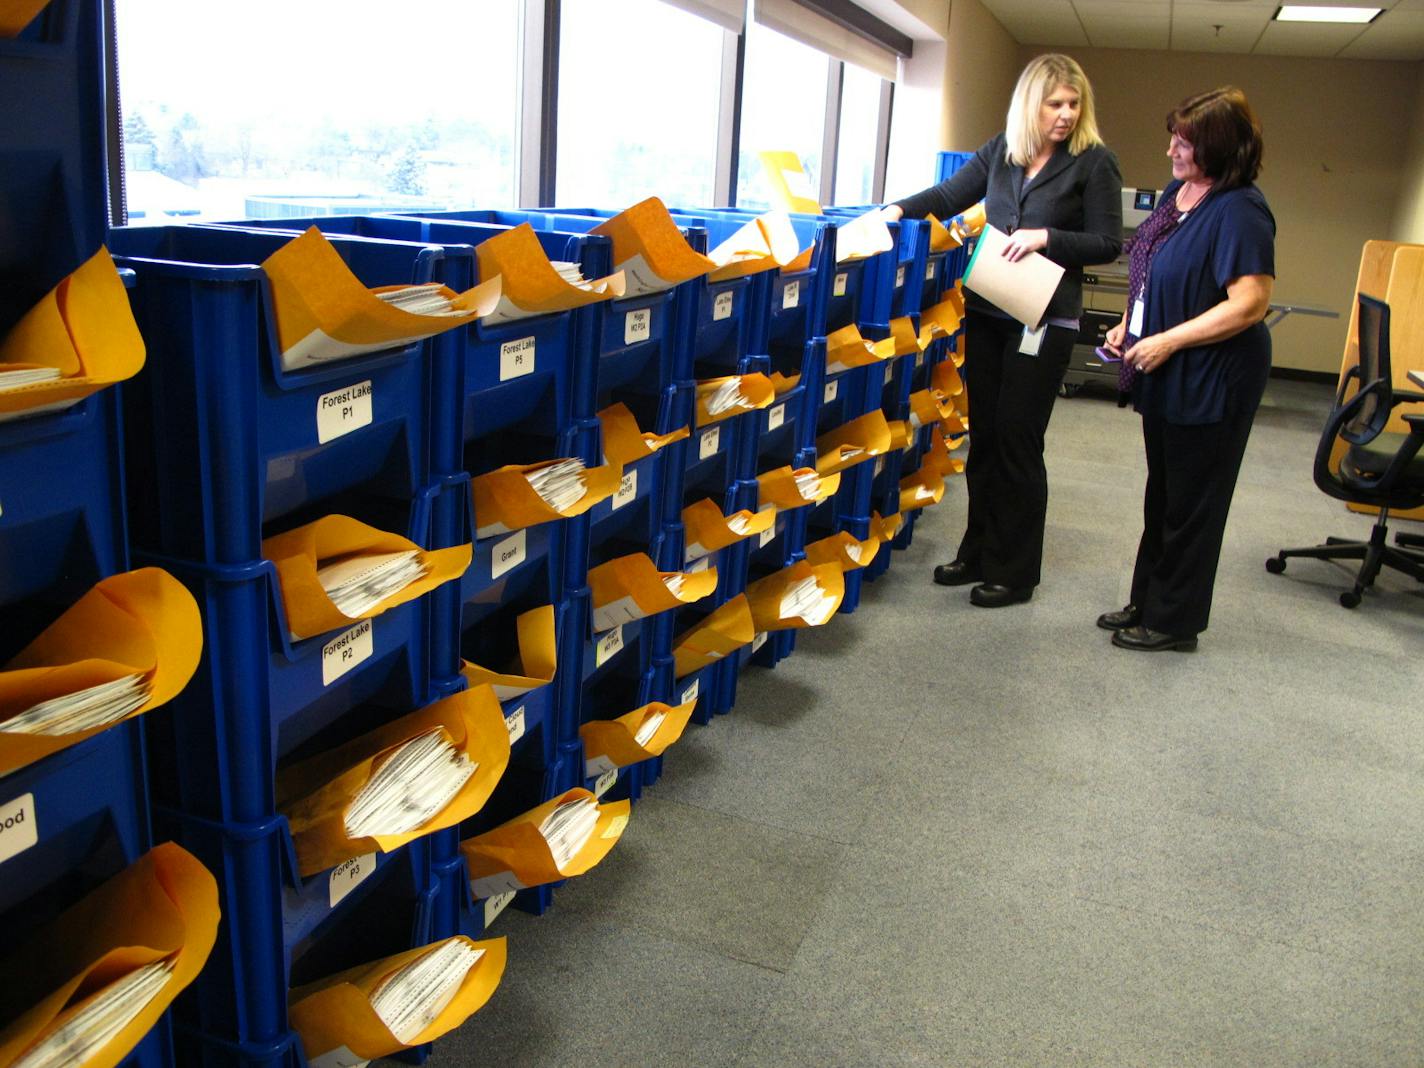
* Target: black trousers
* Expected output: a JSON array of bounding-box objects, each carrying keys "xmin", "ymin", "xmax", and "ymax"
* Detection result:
[
  {"xmin": 1130, "ymin": 402, "xmax": 1260, "ymax": 636},
  {"xmin": 957, "ymin": 311, "xmax": 1075, "ymax": 588}
]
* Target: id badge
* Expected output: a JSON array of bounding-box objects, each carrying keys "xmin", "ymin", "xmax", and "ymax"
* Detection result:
[
  {"xmin": 1129, "ymin": 298, "xmax": 1145, "ymax": 337},
  {"xmin": 1018, "ymin": 323, "xmax": 1045, "ymax": 356}
]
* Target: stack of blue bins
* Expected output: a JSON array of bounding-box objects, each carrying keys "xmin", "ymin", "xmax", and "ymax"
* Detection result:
[{"xmin": 0, "ymin": 2, "xmax": 174, "ymax": 1065}]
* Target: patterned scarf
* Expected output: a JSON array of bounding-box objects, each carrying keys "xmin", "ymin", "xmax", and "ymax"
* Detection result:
[{"xmin": 1120, "ymin": 186, "xmax": 1204, "ymax": 393}]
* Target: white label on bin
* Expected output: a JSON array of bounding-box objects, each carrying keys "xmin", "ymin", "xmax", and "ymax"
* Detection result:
[
  {"xmin": 896, "ymin": 265, "xmax": 907, "ymax": 288},
  {"xmin": 759, "ymin": 523, "xmax": 776, "ymax": 548},
  {"xmin": 782, "ymin": 280, "xmax": 800, "ymax": 309},
  {"xmin": 875, "ymin": 457, "xmax": 886, "ymax": 478},
  {"xmin": 926, "ymin": 262, "xmax": 937, "ymax": 281},
  {"xmin": 916, "ymin": 352, "xmax": 925, "ymax": 370},
  {"xmin": 752, "ymin": 631, "xmax": 768, "ymax": 652},
  {"xmin": 824, "ymin": 379, "xmax": 839, "ymax": 404},
  {"xmin": 680, "ymin": 678, "xmax": 700, "ymax": 706},
  {"xmin": 699, "ymin": 426, "xmax": 720, "ymax": 460},
  {"xmin": 307, "ymin": 1045, "xmax": 367, "ymax": 1068},
  {"xmin": 328, "ymin": 853, "xmax": 376, "ymax": 908},
  {"xmin": 596, "ymin": 625, "xmax": 624, "ymax": 667},
  {"xmin": 834, "ymin": 272, "xmax": 848, "ymax": 297},
  {"xmin": 322, "ymin": 621, "xmax": 373, "ymax": 686},
  {"xmin": 768, "ymin": 404, "xmax": 785, "ymax": 431},
  {"xmin": 612, "ymin": 469, "xmax": 637, "ymax": 510},
  {"xmin": 0, "ymin": 501, "xmax": 4, "ymax": 519},
  {"xmin": 0, "ymin": 794, "xmax": 37, "ymax": 865},
  {"xmin": 688, "ymin": 555, "xmax": 711, "ymax": 573},
  {"xmin": 713, "ymin": 291, "xmax": 734, "ymax": 321},
  {"xmin": 625, "ymin": 308, "xmax": 651, "ymax": 344},
  {"xmin": 594, "ymin": 767, "xmax": 619, "ymax": 798},
  {"xmin": 492, "ymin": 530, "xmax": 527, "ymax": 580},
  {"xmin": 505, "ymin": 706, "xmax": 527, "ymax": 745},
  {"xmin": 500, "ymin": 336, "xmax": 536, "ymax": 381},
  {"xmin": 484, "ymin": 889, "xmax": 517, "ymax": 928},
  {"xmin": 316, "ymin": 380, "xmax": 373, "ymax": 445}
]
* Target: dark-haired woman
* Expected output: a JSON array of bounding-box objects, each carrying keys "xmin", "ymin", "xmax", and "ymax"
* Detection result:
[{"xmin": 1098, "ymin": 86, "xmax": 1275, "ymax": 652}]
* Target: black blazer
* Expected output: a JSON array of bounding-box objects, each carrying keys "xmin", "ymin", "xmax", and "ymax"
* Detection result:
[{"xmin": 896, "ymin": 132, "xmax": 1124, "ymax": 320}]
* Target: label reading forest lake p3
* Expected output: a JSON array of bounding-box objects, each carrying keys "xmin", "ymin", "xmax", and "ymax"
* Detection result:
[
  {"xmin": 322, "ymin": 620, "xmax": 373, "ymax": 686},
  {"xmin": 316, "ymin": 380, "xmax": 373, "ymax": 444}
]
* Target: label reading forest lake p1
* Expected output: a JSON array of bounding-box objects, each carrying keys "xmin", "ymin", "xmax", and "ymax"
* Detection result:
[
  {"xmin": 322, "ymin": 620, "xmax": 373, "ymax": 686},
  {"xmin": 500, "ymin": 336, "xmax": 536, "ymax": 381},
  {"xmin": 0, "ymin": 793, "xmax": 37, "ymax": 865},
  {"xmin": 328, "ymin": 852, "xmax": 376, "ymax": 908},
  {"xmin": 316, "ymin": 380, "xmax": 373, "ymax": 444}
]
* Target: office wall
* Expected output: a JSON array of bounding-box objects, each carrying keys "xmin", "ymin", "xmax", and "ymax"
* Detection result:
[
  {"xmin": 1021, "ymin": 46, "xmax": 1421, "ymax": 374},
  {"xmin": 1392, "ymin": 74, "xmax": 1424, "ymax": 244}
]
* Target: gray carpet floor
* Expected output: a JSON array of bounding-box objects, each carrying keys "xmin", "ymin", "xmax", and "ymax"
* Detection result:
[{"xmin": 433, "ymin": 378, "xmax": 1424, "ymax": 1067}]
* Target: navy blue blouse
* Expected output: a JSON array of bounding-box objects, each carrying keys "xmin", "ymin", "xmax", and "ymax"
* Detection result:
[{"xmin": 1133, "ymin": 180, "xmax": 1276, "ymax": 425}]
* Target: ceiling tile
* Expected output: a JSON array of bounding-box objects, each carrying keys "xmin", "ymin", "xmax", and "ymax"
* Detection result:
[
  {"xmin": 1171, "ymin": 21, "xmax": 1266, "ymax": 53},
  {"xmin": 1252, "ymin": 21, "xmax": 1369, "ymax": 55},
  {"xmin": 1081, "ymin": 15, "xmax": 1172, "ymax": 48},
  {"xmin": 1337, "ymin": 12, "xmax": 1424, "ymax": 57}
]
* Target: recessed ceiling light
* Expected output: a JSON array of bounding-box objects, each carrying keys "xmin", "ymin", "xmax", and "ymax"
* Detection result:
[{"xmin": 1274, "ymin": 5, "xmax": 1382, "ymax": 22}]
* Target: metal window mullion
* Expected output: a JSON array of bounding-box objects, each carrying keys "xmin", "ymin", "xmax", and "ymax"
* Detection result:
[
  {"xmin": 714, "ymin": 26, "xmax": 745, "ymax": 208},
  {"xmin": 518, "ymin": 0, "xmax": 559, "ymax": 208},
  {"xmin": 872, "ymin": 76, "xmax": 893, "ymax": 204},
  {"xmin": 820, "ymin": 58, "xmax": 842, "ymax": 207}
]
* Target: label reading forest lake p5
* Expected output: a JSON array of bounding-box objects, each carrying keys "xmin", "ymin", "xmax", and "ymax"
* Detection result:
[{"xmin": 316, "ymin": 380, "xmax": 373, "ymax": 444}]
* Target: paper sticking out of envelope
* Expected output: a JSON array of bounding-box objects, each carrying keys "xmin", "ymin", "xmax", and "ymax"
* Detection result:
[
  {"xmin": 261, "ymin": 227, "xmax": 501, "ymax": 371},
  {"xmin": 757, "ymin": 150, "xmax": 822, "ymax": 215},
  {"xmin": 825, "ymin": 323, "xmax": 897, "ymax": 374},
  {"xmin": 264, "ymin": 515, "xmax": 470, "ymax": 642},
  {"xmin": 707, "ymin": 211, "xmax": 805, "ymax": 282},
  {"xmin": 747, "ymin": 560, "xmax": 845, "ymax": 632},
  {"xmin": 0, "ymin": 568, "xmax": 202, "ymax": 777},
  {"xmin": 0, "ymin": 247, "xmax": 146, "ymax": 422},
  {"xmin": 672, "ymin": 594, "xmax": 756, "ymax": 678},
  {"xmin": 925, "ymin": 214, "xmax": 961, "ymax": 252},
  {"xmin": 951, "ymin": 202, "xmax": 988, "ymax": 243},
  {"xmin": 275, "ymin": 686, "xmax": 509, "ymax": 877},
  {"xmin": 683, "ymin": 499, "xmax": 777, "ymax": 562},
  {"xmin": 695, "ymin": 373, "xmax": 775, "ymax": 427},
  {"xmin": 804, "ymin": 530, "xmax": 881, "ymax": 573},
  {"xmin": 474, "ymin": 223, "xmax": 625, "ymax": 326},
  {"xmin": 1, "ymin": 1, "xmax": 49, "ymax": 34},
  {"xmin": 0, "ymin": 843, "xmax": 218, "ymax": 1068},
  {"xmin": 835, "ymin": 206, "xmax": 897, "ymax": 264},
  {"xmin": 589, "ymin": 197, "xmax": 717, "ymax": 298},
  {"xmin": 757, "ymin": 465, "xmax": 841, "ymax": 511},
  {"xmin": 581, "ymin": 698, "xmax": 697, "ymax": 779},
  {"xmin": 919, "ymin": 295, "xmax": 964, "ymax": 340},
  {"xmin": 588, "ymin": 553, "xmax": 718, "ymax": 633},
  {"xmin": 815, "ymin": 410, "xmax": 893, "ymax": 476},
  {"xmin": 462, "ymin": 788, "xmax": 629, "ymax": 898},
  {"xmin": 900, "ymin": 468, "xmax": 947, "ymax": 512},
  {"xmin": 460, "ymin": 605, "xmax": 557, "ymax": 702},
  {"xmin": 597, "ymin": 402, "xmax": 690, "ymax": 467},
  {"xmin": 471, "ymin": 456, "xmax": 621, "ymax": 539},
  {"xmin": 962, "ymin": 224, "xmax": 1065, "ymax": 327},
  {"xmin": 907, "ymin": 388, "xmax": 952, "ymax": 432},
  {"xmin": 289, "ymin": 936, "xmax": 505, "ymax": 1065}
]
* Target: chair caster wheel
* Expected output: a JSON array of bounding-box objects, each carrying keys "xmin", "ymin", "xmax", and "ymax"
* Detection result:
[
  {"xmin": 1340, "ymin": 589, "xmax": 1362, "ymax": 608},
  {"xmin": 1265, "ymin": 557, "xmax": 1286, "ymax": 574}
]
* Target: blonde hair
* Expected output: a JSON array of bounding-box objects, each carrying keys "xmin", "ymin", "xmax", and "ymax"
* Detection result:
[{"xmin": 1004, "ymin": 54, "xmax": 1103, "ymax": 166}]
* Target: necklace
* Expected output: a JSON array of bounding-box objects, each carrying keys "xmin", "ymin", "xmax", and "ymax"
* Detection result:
[{"xmin": 1175, "ymin": 181, "xmax": 1212, "ymax": 222}]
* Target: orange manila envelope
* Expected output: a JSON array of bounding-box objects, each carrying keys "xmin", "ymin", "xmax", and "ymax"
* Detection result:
[
  {"xmin": 588, "ymin": 553, "xmax": 718, "ymax": 633},
  {"xmin": 695, "ymin": 373, "xmax": 775, "ymax": 428},
  {"xmin": 597, "ymin": 402, "xmax": 689, "ymax": 467},
  {"xmin": 263, "ymin": 515, "xmax": 471, "ymax": 642},
  {"xmin": 886, "ymin": 419, "xmax": 912, "ymax": 452},
  {"xmin": 275, "ymin": 686, "xmax": 510, "ymax": 877},
  {"xmin": 682, "ymin": 499, "xmax": 776, "ymax": 561},
  {"xmin": 887, "ymin": 315, "xmax": 934, "ymax": 357},
  {"xmin": 0, "ymin": 568, "xmax": 202, "ymax": 777},
  {"xmin": 471, "ymin": 457, "xmax": 622, "ymax": 539},
  {"xmin": 580, "ymin": 698, "xmax": 697, "ymax": 778},
  {"xmin": 834, "ymin": 206, "xmax": 896, "ymax": 264},
  {"xmin": 758, "ymin": 150, "xmax": 821, "ymax": 215},
  {"xmin": 952, "ymin": 202, "xmax": 988, "ymax": 243},
  {"xmin": 816, "ymin": 410, "xmax": 893, "ymax": 477},
  {"xmin": 768, "ymin": 371, "xmax": 801, "ymax": 395},
  {"xmin": 261, "ymin": 227, "xmax": 502, "ymax": 371},
  {"xmin": 461, "ymin": 605, "xmax": 556, "ymax": 701},
  {"xmin": 290, "ymin": 936, "xmax": 506, "ymax": 1065},
  {"xmin": 1, "ymin": 1, "xmax": 48, "ymax": 34},
  {"xmin": 825, "ymin": 324, "xmax": 896, "ymax": 374},
  {"xmin": 901, "ymin": 469, "xmax": 947, "ymax": 512},
  {"xmin": 476, "ymin": 223, "xmax": 625, "ymax": 326},
  {"xmin": 908, "ymin": 388, "xmax": 952, "ymax": 431},
  {"xmin": 0, "ymin": 247, "xmax": 145, "ymax": 422},
  {"xmin": 756, "ymin": 466, "xmax": 840, "ymax": 511},
  {"xmin": 920, "ymin": 294, "xmax": 963, "ymax": 339},
  {"xmin": 804, "ymin": 530, "xmax": 881, "ymax": 573},
  {"xmin": 462, "ymin": 788, "xmax": 630, "ymax": 897},
  {"xmin": 589, "ymin": 197, "xmax": 716, "ymax": 298},
  {"xmin": 925, "ymin": 214, "xmax": 961, "ymax": 253},
  {"xmin": 945, "ymin": 283, "xmax": 967, "ymax": 320},
  {"xmin": 0, "ymin": 842, "xmax": 219, "ymax": 1068},
  {"xmin": 672, "ymin": 594, "xmax": 755, "ymax": 678},
  {"xmin": 707, "ymin": 210, "xmax": 803, "ymax": 282},
  {"xmin": 932, "ymin": 359, "xmax": 965, "ymax": 400},
  {"xmin": 871, "ymin": 510, "xmax": 903, "ymax": 543},
  {"xmin": 746, "ymin": 560, "xmax": 846, "ymax": 633}
]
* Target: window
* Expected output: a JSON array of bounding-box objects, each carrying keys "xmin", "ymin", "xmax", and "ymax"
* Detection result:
[
  {"xmin": 556, "ymin": 0, "xmax": 724, "ymax": 208},
  {"xmin": 735, "ymin": 18, "xmax": 829, "ymax": 211},
  {"xmin": 833, "ymin": 62, "xmax": 885, "ymax": 207},
  {"xmin": 114, "ymin": 0, "xmax": 520, "ymax": 224}
]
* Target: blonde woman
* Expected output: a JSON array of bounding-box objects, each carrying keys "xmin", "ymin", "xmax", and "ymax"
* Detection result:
[{"xmin": 887, "ymin": 54, "xmax": 1123, "ymax": 608}]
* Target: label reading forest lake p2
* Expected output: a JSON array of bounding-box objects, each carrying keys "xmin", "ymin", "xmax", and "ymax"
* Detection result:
[
  {"xmin": 322, "ymin": 620, "xmax": 373, "ymax": 686},
  {"xmin": 316, "ymin": 380, "xmax": 373, "ymax": 444}
]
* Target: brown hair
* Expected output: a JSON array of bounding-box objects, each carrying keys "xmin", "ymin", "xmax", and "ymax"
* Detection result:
[{"xmin": 1167, "ymin": 86, "xmax": 1263, "ymax": 189}]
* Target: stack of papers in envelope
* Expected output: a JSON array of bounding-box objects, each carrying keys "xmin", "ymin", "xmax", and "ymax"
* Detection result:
[
  {"xmin": 343, "ymin": 729, "xmax": 477, "ymax": 840},
  {"xmin": 633, "ymin": 709, "xmax": 667, "ymax": 748},
  {"xmin": 780, "ymin": 576, "xmax": 838, "ymax": 626},
  {"xmin": 702, "ymin": 378, "xmax": 747, "ymax": 418},
  {"xmin": 540, "ymin": 795, "xmax": 600, "ymax": 870},
  {"xmin": 525, "ymin": 457, "xmax": 588, "ymax": 513},
  {"xmin": 794, "ymin": 470, "xmax": 823, "ymax": 500},
  {"xmin": 369, "ymin": 939, "xmax": 486, "ymax": 1044},
  {"xmin": 318, "ymin": 550, "xmax": 429, "ymax": 620},
  {"xmin": 726, "ymin": 511, "xmax": 757, "ymax": 536},
  {"xmin": 12, "ymin": 959, "xmax": 176, "ymax": 1068},
  {"xmin": 0, "ymin": 674, "xmax": 150, "ymax": 736},
  {"xmin": 375, "ymin": 284, "xmax": 471, "ymax": 317},
  {"xmin": 549, "ymin": 261, "xmax": 617, "ymax": 294},
  {"xmin": 662, "ymin": 573, "xmax": 689, "ymax": 600},
  {"xmin": 0, "ymin": 366, "xmax": 62, "ymax": 391}
]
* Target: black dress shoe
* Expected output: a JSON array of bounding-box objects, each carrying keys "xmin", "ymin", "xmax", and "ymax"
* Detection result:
[
  {"xmin": 1110, "ymin": 625, "xmax": 1197, "ymax": 652},
  {"xmin": 969, "ymin": 583, "xmax": 1034, "ymax": 608},
  {"xmin": 1096, "ymin": 603, "xmax": 1141, "ymax": 631},
  {"xmin": 933, "ymin": 560, "xmax": 983, "ymax": 586}
]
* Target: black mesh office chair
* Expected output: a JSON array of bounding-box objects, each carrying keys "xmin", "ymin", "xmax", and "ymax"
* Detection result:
[{"xmin": 1266, "ymin": 293, "xmax": 1424, "ymax": 607}]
